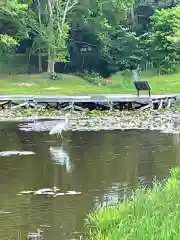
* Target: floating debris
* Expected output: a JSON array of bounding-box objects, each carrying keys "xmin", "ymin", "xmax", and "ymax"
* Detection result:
[
  {"xmin": 18, "ymin": 186, "xmax": 60, "ymax": 196},
  {"xmin": 39, "ymin": 224, "xmax": 51, "ymax": 228},
  {"xmin": 34, "ymin": 188, "xmax": 54, "ymax": 193},
  {"xmin": 18, "ymin": 188, "xmax": 82, "ymax": 197},
  {"xmin": 65, "ymin": 191, "xmax": 82, "ymax": 196},
  {"xmin": 34, "ymin": 191, "xmax": 55, "ymax": 196},
  {"xmin": 19, "ymin": 191, "xmax": 34, "ymax": 194},
  {"xmin": 27, "ymin": 229, "xmax": 43, "ymax": 240},
  {"xmin": 0, "ymin": 151, "xmax": 35, "ymax": 156},
  {"xmin": 0, "ymin": 211, "xmax": 11, "ymax": 214},
  {"xmin": 53, "ymin": 193, "xmax": 65, "ymax": 197}
]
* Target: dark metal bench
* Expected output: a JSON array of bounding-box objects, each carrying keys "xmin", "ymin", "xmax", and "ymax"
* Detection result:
[{"xmin": 133, "ymin": 80, "xmax": 151, "ymax": 97}]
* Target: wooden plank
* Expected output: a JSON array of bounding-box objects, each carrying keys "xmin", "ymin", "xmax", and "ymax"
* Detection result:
[
  {"xmin": 0, "ymin": 94, "xmax": 178, "ymax": 104},
  {"xmin": 0, "ymin": 101, "xmax": 10, "ymax": 105}
]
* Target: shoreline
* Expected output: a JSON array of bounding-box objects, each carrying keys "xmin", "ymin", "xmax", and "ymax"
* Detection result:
[
  {"xmin": 86, "ymin": 168, "xmax": 180, "ymax": 240},
  {"xmin": 0, "ymin": 106, "xmax": 180, "ymax": 133}
]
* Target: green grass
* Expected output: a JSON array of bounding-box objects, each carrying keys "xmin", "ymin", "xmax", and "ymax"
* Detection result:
[
  {"xmin": 0, "ymin": 71, "xmax": 180, "ymax": 95},
  {"xmin": 86, "ymin": 167, "xmax": 180, "ymax": 240}
]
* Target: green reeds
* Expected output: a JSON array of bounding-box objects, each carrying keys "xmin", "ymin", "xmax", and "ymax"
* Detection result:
[{"xmin": 86, "ymin": 168, "xmax": 180, "ymax": 240}]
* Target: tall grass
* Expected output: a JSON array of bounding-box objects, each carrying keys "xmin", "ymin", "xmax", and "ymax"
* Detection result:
[{"xmin": 86, "ymin": 168, "xmax": 180, "ymax": 240}]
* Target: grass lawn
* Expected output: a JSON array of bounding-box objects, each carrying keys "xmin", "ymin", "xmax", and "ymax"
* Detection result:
[
  {"xmin": 86, "ymin": 168, "xmax": 180, "ymax": 240},
  {"xmin": 0, "ymin": 71, "xmax": 180, "ymax": 95}
]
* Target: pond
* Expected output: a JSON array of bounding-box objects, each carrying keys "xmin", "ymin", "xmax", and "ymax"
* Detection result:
[{"xmin": 0, "ymin": 121, "xmax": 180, "ymax": 239}]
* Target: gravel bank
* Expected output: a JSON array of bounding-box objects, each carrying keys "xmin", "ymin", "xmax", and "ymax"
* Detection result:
[{"xmin": 0, "ymin": 106, "xmax": 180, "ymax": 134}]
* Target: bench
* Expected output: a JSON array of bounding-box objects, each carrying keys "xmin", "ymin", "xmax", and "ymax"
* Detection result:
[{"xmin": 133, "ymin": 80, "xmax": 151, "ymax": 97}]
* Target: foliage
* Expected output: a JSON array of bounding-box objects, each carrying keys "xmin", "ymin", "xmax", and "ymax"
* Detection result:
[
  {"xmin": 0, "ymin": 0, "xmax": 78, "ymax": 74},
  {"xmin": 101, "ymin": 26, "xmax": 142, "ymax": 71},
  {"xmin": 86, "ymin": 167, "xmax": 180, "ymax": 240},
  {"xmin": 0, "ymin": 0, "xmax": 31, "ymax": 40},
  {"xmin": 37, "ymin": 0, "xmax": 73, "ymax": 62},
  {"xmin": 0, "ymin": 34, "xmax": 18, "ymax": 65},
  {"xmin": 0, "ymin": 0, "xmax": 179, "ymax": 75},
  {"xmin": 0, "ymin": 0, "xmax": 30, "ymax": 63},
  {"xmin": 148, "ymin": 6, "xmax": 180, "ymax": 73},
  {"xmin": 68, "ymin": 0, "xmax": 135, "ymax": 74},
  {"xmin": 0, "ymin": 34, "xmax": 17, "ymax": 46}
]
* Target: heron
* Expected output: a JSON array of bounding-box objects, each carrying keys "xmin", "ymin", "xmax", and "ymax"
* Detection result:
[{"xmin": 49, "ymin": 113, "xmax": 70, "ymax": 140}]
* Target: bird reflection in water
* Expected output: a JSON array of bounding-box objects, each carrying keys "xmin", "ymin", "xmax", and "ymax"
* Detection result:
[{"xmin": 49, "ymin": 144, "xmax": 72, "ymax": 173}]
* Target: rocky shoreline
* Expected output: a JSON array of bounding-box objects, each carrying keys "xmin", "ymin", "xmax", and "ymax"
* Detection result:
[{"xmin": 0, "ymin": 105, "xmax": 180, "ymax": 133}]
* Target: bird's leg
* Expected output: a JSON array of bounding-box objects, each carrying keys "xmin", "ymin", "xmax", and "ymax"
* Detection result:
[
  {"xmin": 60, "ymin": 132, "xmax": 64, "ymax": 139},
  {"xmin": 60, "ymin": 131, "xmax": 71, "ymax": 141},
  {"xmin": 56, "ymin": 131, "xmax": 60, "ymax": 138}
]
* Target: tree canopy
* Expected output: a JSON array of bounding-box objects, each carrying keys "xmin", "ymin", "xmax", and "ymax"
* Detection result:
[{"xmin": 0, "ymin": 0, "xmax": 180, "ymax": 76}]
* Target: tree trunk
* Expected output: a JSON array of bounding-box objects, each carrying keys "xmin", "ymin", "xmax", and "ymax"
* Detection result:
[
  {"xmin": 51, "ymin": 61, "xmax": 55, "ymax": 74},
  {"xmin": 37, "ymin": 0, "xmax": 43, "ymax": 73},
  {"xmin": 47, "ymin": 0, "xmax": 54, "ymax": 77},
  {"xmin": 38, "ymin": 50, "xmax": 42, "ymax": 73},
  {"xmin": 47, "ymin": 48, "xmax": 51, "ymax": 74},
  {"xmin": 131, "ymin": 5, "xmax": 136, "ymax": 29},
  {"xmin": 47, "ymin": 48, "xmax": 55, "ymax": 76}
]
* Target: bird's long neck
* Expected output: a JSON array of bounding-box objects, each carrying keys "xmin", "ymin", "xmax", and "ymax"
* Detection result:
[{"xmin": 65, "ymin": 117, "xmax": 68, "ymax": 124}]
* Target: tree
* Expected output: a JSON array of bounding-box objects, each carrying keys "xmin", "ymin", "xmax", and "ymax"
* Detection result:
[
  {"xmin": 1, "ymin": 0, "xmax": 180, "ymax": 77},
  {"xmin": 0, "ymin": 34, "xmax": 18, "ymax": 74},
  {"xmin": 147, "ymin": 6, "xmax": 180, "ymax": 73},
  {"xmin": 68, "ymin": 0, "xmax": 135, "ymax": 75},
  {"xmin": 100, "ymin": 26, "xmax": 141, "ymax": 72},
  {"xmin": 0, "ymin": 0, "xmax": 31, "ymax": 73},
  {"xmin": 0, "ymin": 0, "xmax": 79, "ymax": 76},
  {"xmin": 0, "ymin": 0, "xmax": 31, "ymax": 39},
  {"xmin": 30, "ymin": 0, "xmax": 78, "ymax": 76}
]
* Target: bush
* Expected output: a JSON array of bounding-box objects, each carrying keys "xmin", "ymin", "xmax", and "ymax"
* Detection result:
[
  {"xmin": 77, "ymin": 70, "xmax": 104, "ymax": 85},
  {"xmin": 148, "ymin": 7, "xmax": 180, "ymax": 74}
]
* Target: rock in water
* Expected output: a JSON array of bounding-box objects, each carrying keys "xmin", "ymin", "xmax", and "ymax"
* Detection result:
[{"xmin": 0, "ymin": 151, "xmax": 35, "ymax": 156}]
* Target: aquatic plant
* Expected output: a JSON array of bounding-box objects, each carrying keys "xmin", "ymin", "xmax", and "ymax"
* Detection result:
[{"xmin": 86, "ymin": 167, "xmax": 180, "ymax": 240}]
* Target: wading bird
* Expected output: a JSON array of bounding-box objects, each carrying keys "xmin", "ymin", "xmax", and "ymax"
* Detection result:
[{"xmin": 49, "ymin": 113, "xmax": 70, "ymax": 139}]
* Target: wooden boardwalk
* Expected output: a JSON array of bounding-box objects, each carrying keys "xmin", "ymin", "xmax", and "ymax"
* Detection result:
[{"xmin": 0, "ymin": 94, "xmax": 179, "ymax": 110}]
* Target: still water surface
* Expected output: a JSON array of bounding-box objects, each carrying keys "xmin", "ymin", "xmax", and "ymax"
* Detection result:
[{"xmin": 0, "ymin": 121, "xmax": 180, "ymax": 239}]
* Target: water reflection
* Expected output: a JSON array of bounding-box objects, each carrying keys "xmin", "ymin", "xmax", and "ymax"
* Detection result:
[
  {"xmin": 96, "ymin": 182, "xmax": 132, "ymax": 207},
  {"xmin": 0, "ymin": 123, "xmax": 179, "ymax": 239},
  {"xmin": 18, "ymin": 120, "xmax": 60, "ymax": 132},
  {"xmin": 172, "ymin": 133, "xmax": 180, "ymax": 145},
  {"xmin": 49, "ymin": 145, "xmax": 72, "ymax": 173}
]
